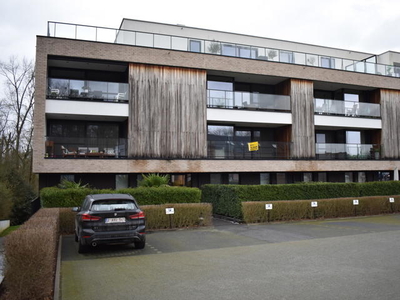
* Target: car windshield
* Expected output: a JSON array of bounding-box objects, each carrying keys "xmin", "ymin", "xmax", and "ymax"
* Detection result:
[{"xmin": 91, "ymin": 200, "xmax": 137, "ymax": 211}]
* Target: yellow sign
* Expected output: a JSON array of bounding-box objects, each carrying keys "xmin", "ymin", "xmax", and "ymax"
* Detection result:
[{"xmin": 248, "ymin": 141, "xmax": 259, "ymax": 151}]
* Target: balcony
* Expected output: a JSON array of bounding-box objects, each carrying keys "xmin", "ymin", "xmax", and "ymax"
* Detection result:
[
  {"xmin": 314, "ymin": 99, "xmax": 380, "ymax": 118},
  {"xmin": 48, "ymin": 21, "xmax": 400, "ymax": 78},
  {"xmin": 47, "ymin": 78, "xmax": 129, "ymax": 103},
  {"xmin": 45, "ymin": 137, "xmax": 127, "ymax": 158},
  {"xmin": 207, "ymin": 90, "xmax": 291, "ymax": 111},
  {"xmin": 316, "ymin": 143, "xmax": 381, "ymax": 160},
  {"xmin": 208, "ymin": 141, "xmax": 291, "ymax": 159}
]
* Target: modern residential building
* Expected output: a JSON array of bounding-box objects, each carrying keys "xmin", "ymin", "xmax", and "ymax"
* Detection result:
[{"xmin": 33, "ymin": 19, "xmax": 400, "ymax": 189}]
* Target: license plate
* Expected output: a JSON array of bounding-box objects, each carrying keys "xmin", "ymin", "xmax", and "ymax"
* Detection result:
[{"xmin": 105, "ymin": 217, "xmax": 126, "ymax": 223}]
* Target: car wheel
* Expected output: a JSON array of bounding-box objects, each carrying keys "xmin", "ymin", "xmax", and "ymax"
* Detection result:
[
  {"xmin": 134, "ymin": 240, "xmax": 146, "ymax": 249},
  {"xmin": 78, "ymin": 238, "xmax": 89, "ymax": 254}
]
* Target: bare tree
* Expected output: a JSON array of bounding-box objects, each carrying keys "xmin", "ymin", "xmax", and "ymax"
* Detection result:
[{"xmin": 0, "ymin": 57, "xmax": 35, "ymax": 166}]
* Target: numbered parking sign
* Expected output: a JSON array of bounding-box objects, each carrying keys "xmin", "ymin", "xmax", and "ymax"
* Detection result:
[
  {"xmin": 311, "ymin": 202, "xmax": 318, "ymax": 207},
  {"xmin": 353, "ymin": 199, "xmax": 359, "ymax": 205},
  {"xmin": 389, "ymin": 198, "xmax": 395, "ymax": 203},
  {"xmin": 165, "ymin": 208, "xmax": 175, "ymax": 215},
  {"xmin": 265, "ymin": 204, "xmax": 273, "ymax": 210}
]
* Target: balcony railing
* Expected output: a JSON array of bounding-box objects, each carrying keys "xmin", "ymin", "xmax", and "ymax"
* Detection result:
[
  {"xmin": 315, "ymin": 143, "xmax": 381, "ymax": 160},
  {"xmin": 314, "ymin": 99, "xmax": 381, "ymax": 118},
  {"xmin": 48, "ymin": 21, "xmax": 400, "ymax": 78},
  {"xmin": 208, "ymin": 140, "xmax": 291, "ymax": 159},
  {"xmin": 47, "ymin": 78, "xmax": 129, "ymax": 103},
  {"xmin": 45, "ymin": 137, "xmax": 127, "ymax": 158},
  {"xmin": 207, "ymin": 90, "xmax": 291, "ymax": 111}
]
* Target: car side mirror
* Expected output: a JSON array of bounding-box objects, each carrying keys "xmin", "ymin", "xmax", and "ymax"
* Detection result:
[{"xmin": 72, "ymin": 207, "xmax": 81, "ymax": 212}]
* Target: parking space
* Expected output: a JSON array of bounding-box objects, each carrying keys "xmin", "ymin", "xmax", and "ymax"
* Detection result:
[{"xmin": 61, "ymin": 214, "xmax": 400, "ymax": 300}]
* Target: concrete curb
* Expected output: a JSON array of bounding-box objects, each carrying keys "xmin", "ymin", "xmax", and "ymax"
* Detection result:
[{"xmin": 54, "ymin": 235, "xmax": 62, "ymax": 300}]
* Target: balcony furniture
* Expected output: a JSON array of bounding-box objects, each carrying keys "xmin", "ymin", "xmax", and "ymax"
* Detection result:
[
  {"xmin": 69, "ymin": 89, "xmax": 79, "ymax": 98},
  {"xmin": 115, "ymin": 92, "xmax": 126, "ymax": 102},
  {"xmin": 50, "ymin": 89, "xmax": 60, "ymax": 97},
  {"xmin": 61, "ymin": 145, "xmax": 77, "ymax": 157}
]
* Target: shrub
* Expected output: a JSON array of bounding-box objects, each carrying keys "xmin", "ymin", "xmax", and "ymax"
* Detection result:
[
  {"xmin": 142, "ymin": 203, "xmax": 212, "ymax": 230},
  {"xmin": 0, "ymin": 182, "xmax": 12, "ymax": 220},
  {"xmin": 138, "ymin": 173, "xmax": 170, "ymax": 187},
  {"xmin": 59, "ymin": 208, "xmax": 76, "ymax": 235},
  {"xmin": 58, "ymin": 179, "xmax": 89, "ymax": 189},
  {"xmin": 242, "ymin": 195, "xmax": 400, "ymax": 223},
  {"xmin": 3, "ymin": 208, "xmax": 59, "ymax": 300},
  {"xmin": 41, "ymin": 186, "xmax": 201, "ymax": 207}
]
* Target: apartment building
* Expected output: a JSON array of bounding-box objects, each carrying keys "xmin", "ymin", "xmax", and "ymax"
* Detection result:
[{"xmin": 33, "ymin": 19, "xmax": 400, "ymax": 189}]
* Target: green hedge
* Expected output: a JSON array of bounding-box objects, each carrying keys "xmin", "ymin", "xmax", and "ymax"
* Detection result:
[
  {"xmin": 201, "ymin": 181, "xmax": 400, "ymax": 218},
  {"xmin": 242, "ymin": 196, "xmax": 400, "ymax": 223},
  {"xmin": 41, "ymin": 186, "xmax": 201, "ymax": 208}
]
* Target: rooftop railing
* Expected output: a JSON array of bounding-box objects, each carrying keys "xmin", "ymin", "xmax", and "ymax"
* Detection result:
[
  {"xmin": 207, "ymin": 90, "xmax": 291, "ymax": 111},
  {"xmin": 314, "ymin": 99, "xmax": 381, "ymax": 118},
  {"xmin": 48, "ymin": 21, "xmax": 400, "ymax": 78}
]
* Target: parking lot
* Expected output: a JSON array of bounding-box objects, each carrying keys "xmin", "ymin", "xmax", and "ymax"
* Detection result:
[{"xmin": 61, "ymin": 214, "xmax": 400, "ymax": 300}]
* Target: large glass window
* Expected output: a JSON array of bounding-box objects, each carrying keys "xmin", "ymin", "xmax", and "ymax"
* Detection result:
[
  {"xmin": 210, "ymin": 174, "xmax": 222, "ymax": 184},
  {"xmin": 222, "ymin": 44, "xmax": 236, "ymax": 56},
  {"xmin": 190, "ymin": 40, "xmax": 201, "ymax": 53},
  {"xmin": 229, "ymin": 173, "xmax": 239, "ymax": 184},
  {"xmin": 260, "ymin": 173, "xmax": 270, "ymax": 185},
  {"xmin": 280, "ymin": 51, "xmax": 294, "ymax": 63},
  {"xmin": 345, "ymin": 172, "xmax": 354, "ymax": 183},
  {"xmin": 116, "ymin": 174, "xmax": 128, "ymax": 189}
]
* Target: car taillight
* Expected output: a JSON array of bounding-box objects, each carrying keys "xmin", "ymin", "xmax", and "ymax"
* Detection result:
[
  {"xmin": 129, "ymin": 211, "xmax": 145, "ymax": 219},
  {"xmin": 82, "ymin": 214, "xmax": 101, "ymax": 221}
]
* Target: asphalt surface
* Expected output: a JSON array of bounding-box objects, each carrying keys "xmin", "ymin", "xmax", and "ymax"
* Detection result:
[{"xmin": 61, "ymin": 214, "xmax": 400, "ymax": 300}]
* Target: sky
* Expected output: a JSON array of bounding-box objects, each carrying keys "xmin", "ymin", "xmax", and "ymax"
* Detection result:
[{"xmin": 0, "ymin": 0, "xmax": 400, "ymax": 62}]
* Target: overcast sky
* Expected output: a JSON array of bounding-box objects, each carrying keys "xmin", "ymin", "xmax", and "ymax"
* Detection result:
[{"xmin": 0, "ymin": 0, "xmax": 400, "ymax": 62}]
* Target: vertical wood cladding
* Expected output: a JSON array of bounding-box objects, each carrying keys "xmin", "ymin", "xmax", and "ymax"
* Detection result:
[
  {"xmin": 380, "ymin": 89, "xmax": 400, "ymax": 159},
  {"xmin": 290, "ymin": 79, "xmax": 315, "ymax": 158},
  {"xmin": 128, "ymin": 64, "xmax": 207, "ymax": 158}
]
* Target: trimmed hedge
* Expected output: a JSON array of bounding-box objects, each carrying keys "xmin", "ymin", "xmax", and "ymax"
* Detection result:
[
  {"xmin": 242, "ymin": 196, "xmax": 400, "ymax": 223},
  {"xmin": 201, "ymin": 181, "xmax": 400, "ymax": 218},
  {"xmin": 41, "ymin": 186, "xmax": 201, "ymax": 208},
  {"xmin": 3, "ymin": 208, "xmax": 59, "ymax": 300},
  {"xmin": 57, "ymin": 203, "xmax": 213, "ymax": 233},
  {"xmin": 142, "ymin": 203, "xmax": 212, "ymax": 230}
]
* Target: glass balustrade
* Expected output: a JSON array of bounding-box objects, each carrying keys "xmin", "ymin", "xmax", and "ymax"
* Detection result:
[
  {"xmin": 314, "ymin": 99, "xmax": 381, "ymax": 118},
  {"xmin": 207, "ymin": 90, "xmax": 291, "ymax": 111},
  {"xmin": 47, "ymin": 78, "xmax": 129, "ymax": 102},
  {"xmin": 48, "ymin": 21, "xmax": 400, "ymax": 78},
  {"xmin": 315, "ymin": 143, "xmax": 381, "ymax": 160},
  {"xmin": 45, "ymin": 137, "xmax": 128, "ymax": 158},
  {"xmin": 207, "ymin": 141, "xmax": 291, "ymax": 159}
]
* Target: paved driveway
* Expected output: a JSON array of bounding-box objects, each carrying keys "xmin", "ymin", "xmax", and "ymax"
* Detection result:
[{"xmin": 61, "ymin": 215, "xmax": 400, "ymax": 300}]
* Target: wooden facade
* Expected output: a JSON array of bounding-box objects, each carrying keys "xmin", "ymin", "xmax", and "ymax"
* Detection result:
[
  {"xmin": 380, "ymin": 89, "xmax": 400, "ymax": 159},
  {"xmin": 128, "ymin": 64, "xmax": 207, "ymax": 158}
]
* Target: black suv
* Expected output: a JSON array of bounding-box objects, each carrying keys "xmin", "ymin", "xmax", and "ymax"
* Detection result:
[{"xmin": 73, "ymin": 194, "xmax": 146, "ymax": 253}]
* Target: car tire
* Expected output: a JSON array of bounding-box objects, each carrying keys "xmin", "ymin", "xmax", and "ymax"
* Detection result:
[
  {"xmin": 78, "ymin": 239, "xmax": 89, "ymax": 254},
  {"xmin": 134, "ymin": 240, "xmax": 146, "ymax": 249}
]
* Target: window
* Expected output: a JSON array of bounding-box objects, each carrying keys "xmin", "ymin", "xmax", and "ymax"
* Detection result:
[
  {"xmin": 358, "ymin": 172, "xmax": 366, "ymax": 183},
  {"xmin": 222, "ymin": 44, "xmax": 236, "ymax": 57},
  {"xmin": 318, "ymin": 172, "xmax": 327, "ymax": 182},
  {"xmin": 61, "ymin": 174, "xmax": 75, "ymax": 182},
  {"xmin": 280, "ymin": 51, "xmax": 294, "ymax": 63},
  {"xmin": 171, "ymin": 175, "xmax": 185, "ymax": 186},
  {"xmin": 229, "ymin": 173, "xmax": 239, "ymax": 184},
  {"xmin": 116, "ymin": 174, "xmax": 128, "ymax": 189},
  {"xmin": 276, "ymin": 173, "xmax": 286, "ymax": 184},
  {"xmin": 303, "ymin": 173, "xmax": 312, "ymax": 182},
  {"xmin": 345, "ymin": 172, "xmax": 353, "ymax": 183},
  {"xmin": 260, "ymin": 173, "xmax": 270, "ymax": 185},
  {"xmin": 321, "ymin": 57, "xmax": 335, "ymax": 68},
  {"xmin": 190, "ymin": 40, "xmax": 201, "ymax": 53},
  {"xmin": 210, "ymin": 174, "xmax": 222, "ymax": 184}
]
